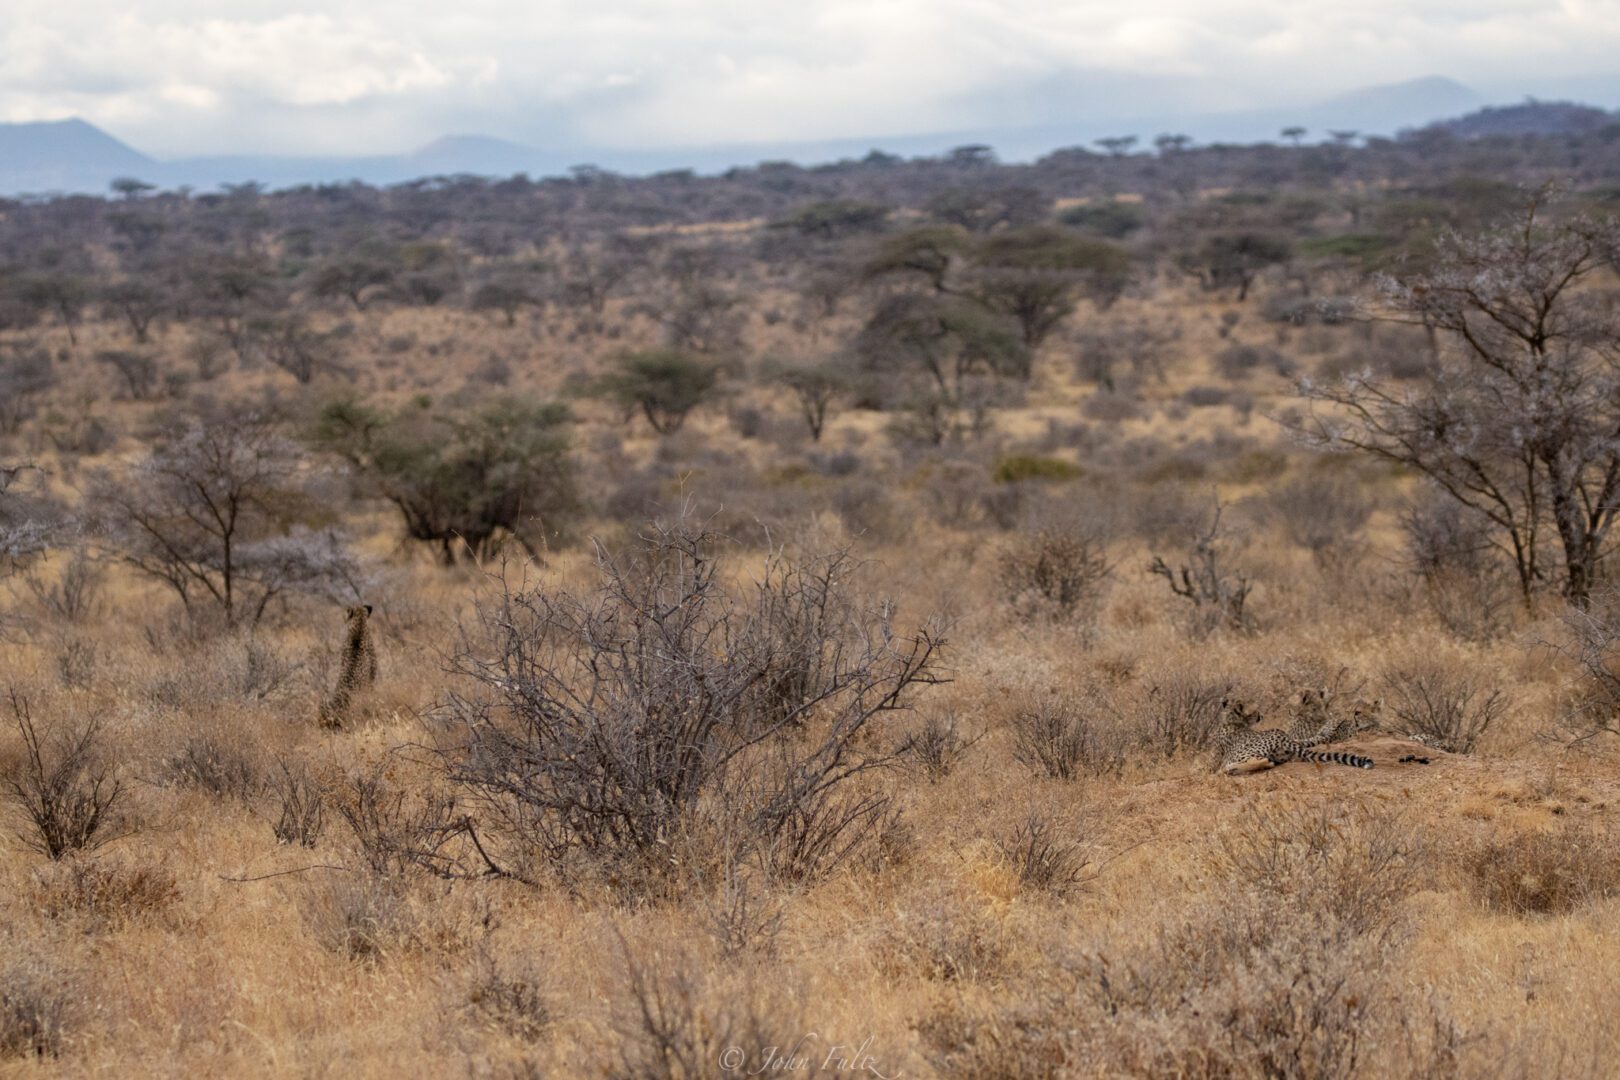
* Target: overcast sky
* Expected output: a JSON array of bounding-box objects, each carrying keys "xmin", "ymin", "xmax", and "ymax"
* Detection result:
[{"xmin": 3, "ymin": 0, "xmax": 1619, "ymax": 157}]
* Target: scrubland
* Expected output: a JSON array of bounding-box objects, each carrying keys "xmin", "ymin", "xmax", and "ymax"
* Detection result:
[{"xmin": 3, "ymin": 146, "xmax": 1620, "ymax": 1077}]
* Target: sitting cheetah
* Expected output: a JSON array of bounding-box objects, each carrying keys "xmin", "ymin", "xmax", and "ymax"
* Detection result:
[
  {"xmin": 318, "ymin": 604, "xmax": 377, "ymax": 729},
  {"xmin": 1218, "ymin": 696, "xmax": 1374, "ymax": 774}
]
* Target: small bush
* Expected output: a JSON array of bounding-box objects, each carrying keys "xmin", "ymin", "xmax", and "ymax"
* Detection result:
[
  {"xmin": 991, "ymin": 455, "xmax": 1082, "ymax": 484},
  {"xmin": 31, "ymin": 857, "xmax": 179, "ymax": 928},
  {"xmin": 270, "ymin": 758, "xmax": 326, "ymax": 848},
  {"xmin": 1462, "ymin": 825, "xmax": 1620, "ymax": 915},
  {"xmin": 465, "ymin": 951, "xmax": 551, "ymax": 1040},
  {"xmin": 1381, "ymin": 664, "xmax": 1505, "ymax": 753},
  {"xmin": 998, "ymin": 528, "xmax": 1112, "ymax": 623},
  {"xmin": 1182, "ymin": 385, "xmax": 1232, "ymax": 407},
  {"xmin": 296, "ymin": 872, "xmax": 417, "ymax": 961},
  {"xmin": 1010, "ymin": 696, "xmax": 1124, "ymax": 780},
  {"xmin": 994, "ymin": 812, "xmax": 1095, "ymax": 896},
  {"xmin": 1138, "ymin": 672, "xmax": 1228, "ymax": 759},
  {"xmin": 0, "ymin": 951, "xmax": 74, "ymax": 1059},
  {"xmin": 2, "ymin": 693, "xmax": 125, "ymax": 860},
  {"xmin": 161, "ymin": 733, "xmax": 263, "ymax": 800},
  {"xmin": 903, "ymin": 713, "xmax": 974, "ymax": 782}
]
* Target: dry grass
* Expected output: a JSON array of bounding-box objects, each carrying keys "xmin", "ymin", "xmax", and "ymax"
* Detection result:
[{"xmin": 2, "ymin": 286, "xmax": 1619, "ymax": 1080}]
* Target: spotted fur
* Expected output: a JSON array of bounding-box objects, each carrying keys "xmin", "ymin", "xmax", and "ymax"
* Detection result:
[
  {"xmin": 318, "ymin": 604, "xmax": 376, "ymax": 729},
  {"xmin": 1219, "ymin": 695, "xmax": 1374, "ymax": 773}
]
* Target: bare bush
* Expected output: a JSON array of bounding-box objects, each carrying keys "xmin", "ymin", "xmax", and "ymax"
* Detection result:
[
  {"xmin": 1267, "ymin": 473, "xmax": 1374, "ymax": 569},
  {"xmin": 1010, "ymin": 695, "xmax": 1124, "ymax": 780},
  {"xmin": 1401, "ymin": 491, "xmax": 1519, "ymax": 640},
  {"xmin": 296, "ymin": 871, "xmax": 417, "ymax": 962},
  {"xmin": 438, "ymin": 520, "xmax": 944, "ymax": 887},
  {"xmin": 161, "ymin": 733, "xmax": 263, "ymax": 800},
  {"xmin": 997, "ymin": 527, "xmax": 1112, "ymax": 623},
  {"xmin": 31, "ymin": 857, "xmax": 179, "ymax": 929},
  {"xmin": 994, "ymin": 812, "xmax": 1096, "ymax": 896},
  {"xmin": 1211, "ymin": 800, "xmax": 1420, "ymax": 935},
  {"xmin": 269, "ymin": 758, "xmax": 326, "ymax": 848},
  {"xmin": 0, "ymin": 949, "xmax": 74, "ymax": 1059},
  {"xmin": 609, "ymin": 944, "xmax": 820, "ymax": 1080},
  {"xmin": 3, "ymin": 692, "xmax": 124, "ymax": 860},
  {"xmin": 705, "ymin": 863, "xmax": 785, "ymax": 959},
  {"xmin": 902, "ymin": 712, "xmax": 975, "ymax": 781},
  {"xmin": 331, "ymin": 769, "xmax": 472, "ymax": 879},
  {"xmin": 1381, "ymin": 663, "xmax": 1506, "ymax": 753},
  {"xmin": 1460, "ymin": 824, "xmax": 1620, "ymax": 915},
  {"xmin": 1138, "ymin": 672, "xmax": 1229, "ymax": 760},
  {"xmin": 24, "ymin": 549, "xmax": 105, "ymax": 623},
  {"xmin": 1147, "ymin": 500, "xmax": 1255, "ymax": 634},
  {"xmin": 464, "ymin": 949, "xmax": 551, "ymax": 1040}
]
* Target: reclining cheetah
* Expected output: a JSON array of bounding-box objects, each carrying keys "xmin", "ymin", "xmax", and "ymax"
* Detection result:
[{"xmin": 1218, "ymin": 695, "xmax": 1374, "ymax": 774}]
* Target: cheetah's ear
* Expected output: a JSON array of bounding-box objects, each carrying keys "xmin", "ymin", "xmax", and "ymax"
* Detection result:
[{"xmin": 364, "ymin": 604, "xmax": 373, "ymax": 616}]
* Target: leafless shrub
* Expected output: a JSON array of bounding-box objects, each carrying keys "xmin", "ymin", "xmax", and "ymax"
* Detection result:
[
  {"xmin": 269, "ymin": 758, "xmax": 326, "ymax": 848},
  {"xmin": 1551, "ymin": 585, "xmax": 1620, "ymax": 741},
  {"xmin": 1072, "ymin": 899, "xmax": 1382, "ymax": 1080},
  {"xmin": 296, "ymin": 871, "xmax": 417, "ymax": 961},
  {"xmin": 705, "ymin": 862, "xmax": 784, "ymax": 959},
  {"xmin": 30, "ymin": 857, "xmax": 179, "ymax": 929},
  {"xmin": 438, "ymin": 519, "xmax": 944, "ymax": 889},
  {"xmin": 1138, "ymin": 672, "xmax": 1228, "ymax": 759},
  {"xmin": 997, "ymin": 527, "xmax": 1112, "ymax": 623},
  {"xmin": 1381, "ymin": 663, "xmax": 1505, "ymax": 753},
  {"xmin": 1211, "ymin": 800, "xmax": 1420, "ymax": 935},
  {"xmin": 464, "ymin": 949, "xmax": 552, "ymax": 1041},
  {"xmin": 902, "ymin": 712, "xmax": 976, "ymax": 781},
  {"xmin": 24, "ymin": 549, "xmax": 105, "ymax": 623},
  {"xmin": 917, "ymin": 996, "xmax": 1064, "ymax": 1080},
  {"xmin": 2, "ymin": 691, "xmax": 125, "ymax": 860},
  {"xmin": 161, "ymin": 732, "xmax": 263, "ymax": 800},
  {"xmin": 609, "ymin": 943, "xmax": 819, "ymax": 1080},
  {"xmin": 875, "ymin": 888, "xmax": 1011, "ymax": 985},
  {"xmin": 1460, "ymin": 823, "xmax": 1620, "ymax": 915},
  {"xmin": 331, "ymin": 769, "xmax": 468, "ymax": 879},
  {"xmin": 0, "ymin": 949, "xmax": 75, "ymax": 1059},
  {"xmin": 54, "ymin": 637, "xmax": 97, "ymax": 690},
  {"xmin": 1401, "ymin": 492, "xmax": 1518, "ymax": 640},
  {"xmin": 994, "ymin": 812, "xmax": 1096, "ymax": 896},
  {"xmin": 1147, "ymin": 499, "xmax": 1254, "ymax": 634},
  {"xmin": 1010, "ymin": 695, "xmax": 1124, "ymax": 780}
]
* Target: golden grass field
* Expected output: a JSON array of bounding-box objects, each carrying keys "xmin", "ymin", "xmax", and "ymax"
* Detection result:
[{"xmin": 3, "ymin": 281, "xmax": 1620, "ymax": 1079}]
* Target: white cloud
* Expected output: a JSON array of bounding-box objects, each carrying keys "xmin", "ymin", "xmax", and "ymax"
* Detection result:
[{"xmin": 1, "ymin": 0, "xmax": 1619, "ymax": 156}]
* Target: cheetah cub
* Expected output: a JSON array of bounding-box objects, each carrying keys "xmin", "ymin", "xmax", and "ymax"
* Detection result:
[
  {"xmin": 318, "ymin": 604, "xmax": 377, "ymax": 729},
  {"xmin": 1218, "ymin": 695, "xmax": 1374, "ymax": 774}
]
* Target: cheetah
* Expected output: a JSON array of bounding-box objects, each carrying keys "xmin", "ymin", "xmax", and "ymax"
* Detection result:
[
  {"xmin": 318, "ymin": 604, "xmax": 377, "ymax": 729},
  {"xmin": 1217, "ymin": 695, "xmax": 1374, "ymax": 774},
  {"xmin": 1306, "ymin": 694, "xmax": 1386, "ymax": 745}
]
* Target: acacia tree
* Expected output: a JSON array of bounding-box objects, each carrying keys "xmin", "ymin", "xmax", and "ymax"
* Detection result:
[
  {"xmin": 1297, "ymin": 194, "xmax": 1620, "ymax": 605},
  {"xmin": 597, "ymin": 349, "xmax": 721, "ymax": 435},
  {"xmin": 89, "ymin": 413, "xmax": 365, "ymax": 622},
  {"xmin": 971, "ymin": 227, "xmax": 1131, "ymax": 346},
  {"xmin": 314, "ymin": 395, "xmax": 578, "ymax": 564}
]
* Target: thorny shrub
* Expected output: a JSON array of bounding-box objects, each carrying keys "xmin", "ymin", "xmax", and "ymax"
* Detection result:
[{"xmin": 437, "ymin": 519, "xmax": 945, "ymax": 890}]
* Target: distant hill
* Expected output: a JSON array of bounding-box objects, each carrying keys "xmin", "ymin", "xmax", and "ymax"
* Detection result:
[
  {"xmin": 0, "ymin": 77, "xmax": 1610, "ymax": 196},
  {"xmin": 0, "ymin": 118, "xmax": 155, "ymax": 194},
  {"xmin": 1315, "ymin": 76, "xmax": 1484, "ymax": 130},
  {"xmin": 1426, "ymin": 100, "xmax": 1619, "ymax": 139}
]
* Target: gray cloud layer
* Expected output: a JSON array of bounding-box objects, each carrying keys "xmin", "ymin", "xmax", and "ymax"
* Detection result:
[{"xmin": 4, "ymin": 0, "xmax": 1618, "ymax": 156}]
